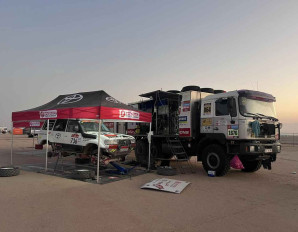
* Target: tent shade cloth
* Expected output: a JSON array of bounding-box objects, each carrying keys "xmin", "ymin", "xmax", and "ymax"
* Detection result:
[{"xmin": 12, "ymin": 90, "xmax": 152, "ymax": 123}]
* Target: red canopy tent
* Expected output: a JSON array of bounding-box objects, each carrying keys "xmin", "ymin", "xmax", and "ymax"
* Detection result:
[{"xmin": 11, "ymin": 90, "xmax": 152, "ymax": 183}]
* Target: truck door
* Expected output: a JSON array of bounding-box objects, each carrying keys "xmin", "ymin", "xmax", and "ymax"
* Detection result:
[
  {"xmin": 201, "ymin": 101, "xmax": 214, "ymax": 133},
  {"xmin": 214, "ymin": 97, "xmax": 239, "ymax": 139}
]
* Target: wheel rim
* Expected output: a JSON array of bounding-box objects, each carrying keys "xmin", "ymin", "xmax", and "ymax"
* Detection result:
[{"xmin": 207, "ymin": 152, "xmax": 220, "ymax": 169}]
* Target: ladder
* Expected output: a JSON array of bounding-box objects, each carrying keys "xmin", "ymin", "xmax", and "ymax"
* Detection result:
[{"xmin": 165, "ymin": 137, "xmax": 195, "ymax": 174}]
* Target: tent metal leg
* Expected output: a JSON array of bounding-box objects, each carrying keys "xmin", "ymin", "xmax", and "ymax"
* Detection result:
[
  {"xmin": 97, "ymin": 119, "xmax": 102, "ymax": 184},
  {"xmin": 10, "ymin": 122, "xmax": 14, "ymax": 165},
  {"xmin": 45, "ymin": 119, "xmax": 49, "ymax": 172},
  {"xmin": 148, "ymin": 123, "xmax": 152, "ymax": 171}
]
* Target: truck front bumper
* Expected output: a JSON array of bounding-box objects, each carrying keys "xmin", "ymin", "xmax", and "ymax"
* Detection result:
[{"xmin": 238, "ymin": 141, "xmax": 281, "ymax": 156}]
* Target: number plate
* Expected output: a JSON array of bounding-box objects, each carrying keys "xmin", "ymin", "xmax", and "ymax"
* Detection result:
[{"xmin": 265, "ymin": 148, "xmax": 272, "ymax": 153}]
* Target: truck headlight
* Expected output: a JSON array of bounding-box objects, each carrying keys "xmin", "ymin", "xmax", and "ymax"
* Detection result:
[{"xmin": 250, "ymin": 146, "xmax": 255, "ymax": 152}]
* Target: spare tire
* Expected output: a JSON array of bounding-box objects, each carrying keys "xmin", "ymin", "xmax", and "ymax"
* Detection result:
[
  {"xmin": 156, "ymin": 166, "xmax": 177, "ymax": 176},
  {"xmin": 0, "ymin": 166, "xmax": 20, "ymax": 177},
  {"xmin": 214, "ymin": 90, "xmax": 225, "ymax": 94},
  {"xmin": 167, "ymin": 90, "xmax": 180, "ymax": 94},
  {"xmin": 181, "ymin": 86, "xmax": 201, "ymax": 92},
  {"xmin": 201, "ymin": 88, "xmax": 214, "ymax": 93},
  {"xmin": 71, "ymin": 169, "xmax": 95, "ymax": 180}
]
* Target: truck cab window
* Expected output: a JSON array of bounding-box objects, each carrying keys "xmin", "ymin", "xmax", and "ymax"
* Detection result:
[
  {"xmin": 53, "ymin": 119, "xmax": 67, "ymax": 131},
  {"xmin": 215, "ymin": 99, "xmax": 229, "ymax": 116}
]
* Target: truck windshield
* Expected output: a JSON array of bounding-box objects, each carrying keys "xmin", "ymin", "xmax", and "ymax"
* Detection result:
[
  {"xmin": 79, "ymin": 120, "xmax": 110, "ymax": 132},
  {"xmin": 239, "ymin": 97, "xmax": 276, "ymax": 118}
]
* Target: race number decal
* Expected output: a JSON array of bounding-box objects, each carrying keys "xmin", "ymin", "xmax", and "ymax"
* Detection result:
[
  {"xmin": 227, "ymin": 125, "xmax": 239, "ymax": 138},
  {"xmin": 71, "ymin": 134, "xmax": 81, "ymax": 144}
]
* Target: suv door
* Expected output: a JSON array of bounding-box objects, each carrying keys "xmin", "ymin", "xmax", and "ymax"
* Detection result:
[
  {"xmin": 52, "ymin": 119, "xmax": 68, "ymax": 144},
  {"xmin": 65, "ymin": 120, "xmax": 83, "ymax": 146}
]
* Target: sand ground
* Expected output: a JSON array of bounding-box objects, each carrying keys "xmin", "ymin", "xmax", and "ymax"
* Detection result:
[{"xmin": 0, "ymin": 134, "xmax": 297, "ymax": 232}]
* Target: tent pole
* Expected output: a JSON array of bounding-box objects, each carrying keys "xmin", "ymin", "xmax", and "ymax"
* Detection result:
[
  {"xmin": 148, "ymin": 122, "xmax": 152, "ymax": 171},
  {"xmin": 97, "ymin": 119, "xmax": 102, "ymax": 184},
  {"xmin": 10, "ymin": 122, "xmax": 14, "ymax": 165},
  {"xmin": 45, "ymin": 119, "xmax": 49, "ymax": 172},
  {"xmin": 32, "ymin": 127, "xmax": 35, "ymax": 147}
]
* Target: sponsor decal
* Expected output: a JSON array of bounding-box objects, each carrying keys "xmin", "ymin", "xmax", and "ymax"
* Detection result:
[
  {"xmin": 70, "ymin": 134, "xmax": 81, "ymax": 144},
  {"xmin": 127, "ymin": 129, "xmax": 136, "ymax": 135},
  {"xmin": 202, "ymin": 118, "xmax": 212, "ymax": 126},
  {"xmin": 55, "ymin": 133, "xmax": 61, "ymax": 139},
  {"xmin": 106, "ymin": 97, "xmax": 124, "ymax": 104},
  {"xmin": 179, "ymin": 116, "xmax": 187, "ymax": 123},
  {"xmin": 39, "ymin": 110, "xmax": 57, "ymax": 119},
  {"xmin": 203, "ymin": 103, "xmax": 211, "ymax": 115},
  {"xmin": 29, "ymin": 121, "xmax": 41, "ymax": 127},
  {"xmin": 119, "ymin": 110, "xmax": 140, "ymax": 120},
  {"xmin": 227, "ymin": 125, "xmax": 239, "ymax": 138},
  {"xmin": 57, "ymin": 94, "xmax": 83, "ymax": 105},
  {"xmin": 216, "ymin": 120, "xmax": 227, "ymax": 126},
  {"xmin": 182, "ymin": 101, "xmax": 190, "ymax": 112},
  {"xmin": 104, "ymin": 122, "xmax": 114, "ymax": 129},
  {"xmin": 179, "ymin": 128, "xmax": 191, "ymax": 137}
]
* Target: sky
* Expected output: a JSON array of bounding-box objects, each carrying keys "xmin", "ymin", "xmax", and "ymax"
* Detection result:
[{"xmin": 1, "ymin": 0, "xmax": 298, "ymax": 133}]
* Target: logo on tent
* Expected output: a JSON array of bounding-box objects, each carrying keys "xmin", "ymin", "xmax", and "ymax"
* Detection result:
[
  {"xmin": 39, "ymin": 110, "xmax": 57, "ymax": 119},
  {"xmin": 57, "ymin": 94, "xmax": 83, "ymax": 105},
  {"xmin": 106, "ymin": 97, "xmax": 123, "ymax": 104},
  {"xmin": 119, "ymin": 110, "xmax": 140, "ymax": 120}
]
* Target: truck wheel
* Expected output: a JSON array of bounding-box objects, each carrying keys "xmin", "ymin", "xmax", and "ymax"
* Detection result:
[
  {"xmin": 0, "ymin": 166, "xmax": 20, "ymax": 177},
  {"xmin": 135, "ymin": 140, "xmax": 154, "ymax": 166},
  {"xmin": 202, "ymin": 144, "xmax": 230, "ymax": 176},
  {"xmin": 241, "ymin": 160, "xmax": 262, "ymax": 172}
]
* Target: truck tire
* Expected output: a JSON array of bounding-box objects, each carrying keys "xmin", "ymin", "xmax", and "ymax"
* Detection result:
[
  {"xmin": 0, "ymin": 166, "xmax": 20, "ymax": 177},
  {"xmin": 135, "ymin": 140, "xmax": 154, "ymax": 167},
  {"xmin": 241, "ymin": 160, "xmax": 262, "ymax": 172},
  {"xmin": 202, "ymin": 144, "xmax": 230, "ymax": 176},
  {"xmin": 71, "ymin": 169, "xmax": 95, "ymax": 180},
  {"xmin": 201, "ymin": 88, "xmax": 214, "ymax": 93}
]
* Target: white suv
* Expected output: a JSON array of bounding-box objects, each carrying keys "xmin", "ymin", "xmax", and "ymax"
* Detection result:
[{"xmin": 37, "ymin": 119, "xmax": 135, "ymax": 163}]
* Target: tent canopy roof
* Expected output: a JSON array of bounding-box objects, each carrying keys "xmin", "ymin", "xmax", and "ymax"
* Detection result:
[{"xmin": 12, "ymin": 90, "xmax": 152, "ymax": 123}]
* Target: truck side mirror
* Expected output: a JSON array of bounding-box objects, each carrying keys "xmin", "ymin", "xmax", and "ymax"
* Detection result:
[{"xmin": 228, "ymin": 98, "xmax": 237, "ymax": 117}]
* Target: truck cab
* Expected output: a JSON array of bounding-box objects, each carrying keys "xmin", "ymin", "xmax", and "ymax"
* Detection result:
[{"xmin": 197, "ymin": 90, "xmax": 281, "ymax": 175}]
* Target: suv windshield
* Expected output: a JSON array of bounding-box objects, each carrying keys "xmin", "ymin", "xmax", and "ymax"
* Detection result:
[
  {"xmin": 79, "ymin": 120, "xmax": 110, "ymax": 133},
  {"xmin": 239, "ymin": 97, "xmax": 276, "ymax": 118}
]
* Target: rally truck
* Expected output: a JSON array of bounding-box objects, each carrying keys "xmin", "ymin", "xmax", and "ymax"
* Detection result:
[
  {"xmin": 37, "ymin": 119, "xmax": 135, "ymax": 163},
  {"xmin": 130, "ymin": 86, "xmax": 281, "ymax": 176}
]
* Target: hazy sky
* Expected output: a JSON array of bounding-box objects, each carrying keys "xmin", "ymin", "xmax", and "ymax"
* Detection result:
[{"xmin": 1, "ymin": 0, "xmax": 298, "ymax": 132}]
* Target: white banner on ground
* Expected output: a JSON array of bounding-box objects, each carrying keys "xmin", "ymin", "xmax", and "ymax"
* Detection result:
[{"xmin": 141, "ymin": 178, "xmax": 190, "ymax": 194}]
